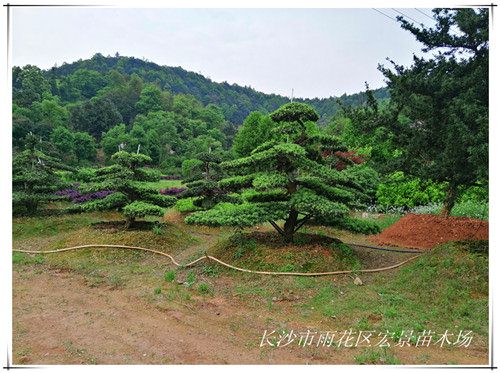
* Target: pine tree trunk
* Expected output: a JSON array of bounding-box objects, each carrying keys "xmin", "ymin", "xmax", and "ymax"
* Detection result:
[
  {"xmin": 125, "ymin": 216, "xmax": 135, "ymax": 229},
  {"xmin": 441, "ymin": 184, "xmax": 458, "ymax": 217},
  {"xmin": 283, "ymin": 210, "xmax": 299, "ymax": 242}
]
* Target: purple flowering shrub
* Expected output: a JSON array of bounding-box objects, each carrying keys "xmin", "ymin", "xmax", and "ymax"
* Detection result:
[
  {"xmin": 73, "ymin": 190, "xmax": 115, "ymax": 203},
  {"xmin": 54, "ymin": 189, "xmax": 81, "ymax": 200},
  {"xmin": 160, "ymin": 187, "xmax": 187, "ymax": 196},
  {"xmin": 54, "ymin": 188, "xmax": 115, "ymax": 204}
]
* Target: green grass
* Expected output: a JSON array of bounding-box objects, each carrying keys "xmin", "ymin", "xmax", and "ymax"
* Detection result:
[
  {"xmin": 12, "ymin": 214, "xmax": 99, "ymax": 240},
  {"xmin": 12, "ymin": 252, "xmax": 45, "ymax": 265},
  {"xmin": 298, "ymin": 241, "xmax": 488, "ymax": 340},
  {"xmin": 142, "ymin": 179, "xmax": 182, "ymax": 191},
  {"xmin": 164, "ymin": 270, "xmax": 176, "ymax": 282},
  {"xmin": 354, "ymin": 347, "xmax": 400, "ymax": 365},
  {"xmin": 411, "ymin": 201, "xmax": 488, "ymax": 220},
  {"xmin": 197, "ymin": 282, "xmax": 213, "ymax": 295}
]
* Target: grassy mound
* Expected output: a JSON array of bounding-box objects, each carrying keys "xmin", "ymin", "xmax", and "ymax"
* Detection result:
[
  {"xmin": 368, "ymin": 240, "xmax": 488, "ymax": 336},
  {"xmin": 208, "ymin": 231, "xmax": 362, "ymax": 273}
]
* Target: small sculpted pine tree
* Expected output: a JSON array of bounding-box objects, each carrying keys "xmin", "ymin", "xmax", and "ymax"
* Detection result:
[
  {"xmin": 180, "ymin": 150, "xmax": 228, "ymax": 210},
  {"xmin": 76, "ymin": 151, "xmax": 175, "ymax": 228},
  {"xmin": 13, "ymin": 134, "xmax": 73, "ymax": 215},
  {"xmin": 185, "ymin": 103, "xmax": 377, "ymax": 242}
]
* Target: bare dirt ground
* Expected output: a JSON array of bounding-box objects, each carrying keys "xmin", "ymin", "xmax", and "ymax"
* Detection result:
[
  {"xmin": 12, "ymin": 213, "xmax": 489, "ymax": 365},
  {"xmin": 13, "ymin": 266, "xmax": 488, "ymax": 365},
  {"xmin": 370, "ymin": 214, "xmax": 488, "ymax": 250}
]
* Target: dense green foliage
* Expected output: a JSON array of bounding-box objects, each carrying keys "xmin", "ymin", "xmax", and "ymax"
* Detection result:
[
  {"xmin": 11, "ymin": 9, "xmax": 488, "ymax": 231},
  {"xmin": 332, "ymin": 9, "xmax": 488, "ymax": 216},
  {"xmin": 73, "ymin": 151, "xmax": 175, "ymax": 227},
  {"xmin": 13, "ymin": 135, "xmax": 72, "ymax": 215},
  {"xmin": 376, "ymin": 171, "xmax": 447, "ymax": 209},
  {"xmin": 21, "ymin": 53, "xmax": 388, "ymax": 124},
  {"xmin": 13, "ymin": 54, "xmax": 388, "ymax": 174},
  {"xmin": 185, "ymin": 103, "xmax": 378, "ymax": 241},
  {"xmin": 379, "ymin": 8, "xmax": 488, "ymax": 215}
]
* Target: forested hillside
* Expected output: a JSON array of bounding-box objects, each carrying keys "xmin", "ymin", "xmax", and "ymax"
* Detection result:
[
  {"xmin": 15, "ymin": 54, "xmax": 389, "ymax": 125},
  {"xmin": 12, "ymin": 53, "xmax": 388, "ymax": 173}
]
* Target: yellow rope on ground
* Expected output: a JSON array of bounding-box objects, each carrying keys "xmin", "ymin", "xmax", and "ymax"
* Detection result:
[{"xmin": 12, "ymin": 244, "xmax": 421, "ymax": 277}]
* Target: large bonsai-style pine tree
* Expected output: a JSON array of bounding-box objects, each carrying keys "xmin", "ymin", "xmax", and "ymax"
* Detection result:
[
  {"xmin": 77, "ymin": 151, "xmax": 175, "ymax": 228},
  {"xmin": 13, "ymin": 134, "xmax": 72, "ymax": 215},
  {"xmin": 185, "ymin": 103, "xmax": 372, "ymax": 242}
]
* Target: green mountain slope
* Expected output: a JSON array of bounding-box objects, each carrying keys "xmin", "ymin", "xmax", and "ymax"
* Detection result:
[{"xmin": 43, "ymin": 53, "xmax": 389, "ymax": 124}]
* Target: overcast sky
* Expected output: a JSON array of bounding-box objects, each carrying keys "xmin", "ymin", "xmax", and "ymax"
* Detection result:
[{"xmin": 11, "ymin": 8, "xmax": 436, "ymax": 99}]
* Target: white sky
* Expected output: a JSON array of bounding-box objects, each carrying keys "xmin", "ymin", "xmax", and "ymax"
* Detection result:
[{"xmin": 11, "ymin": 8, "xmax": 436, "ymax": 99}]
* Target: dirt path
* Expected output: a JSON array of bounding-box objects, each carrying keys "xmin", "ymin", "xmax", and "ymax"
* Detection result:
[
  {"xmin": 13, "ymin": 266, "xmax": 488, "ymax": 365},
  {"xmin": 13, "ymin": 268, "xmax": 318, "ymax": 364}
]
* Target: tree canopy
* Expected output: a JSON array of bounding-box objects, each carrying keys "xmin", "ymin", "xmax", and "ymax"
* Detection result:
[
  {"xmin": 185, "ymin": 103, "xmax": 377, "ymax": 242},
  {"xmin": 13, "ymin": 134, "xmax": 73, "ymax": 214},
  {"xmin": 74, "ymin": 151, "xmax": 175, "ymax": 227},
  {"xmin": 379, "ymin": 8, "xmax": 488, "ymax": 215}
]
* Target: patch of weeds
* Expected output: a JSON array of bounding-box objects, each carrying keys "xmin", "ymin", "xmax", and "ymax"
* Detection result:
[
  {"xmin": 461, "ymin": 240, "xmax": 488, "ymax": 255},
  {"xmin": 15, "ymin": 347, "xmax": 31, "ymax": 359},
  {"xmin": 185, "ymin": 271, "xmax": 196, "ymax": 287},
  {"xmin": 85, "ymin": 272, "xmax": 105, "ymax": 288},
  {"xmin": 354, "ymin": 347, "xmax": 400, "ymax": 365},
  {"xmin": 234, "ymin": 283, "xmax": 269, "ymax": 298},
  {"xmin": 322, "ymin": 304, "xmax": 336, "ymax": 318},
  {"xmin": 202, "ymin": 265, "xmax": 220, "ymax": 277},
  {"xmin": 152, "ymin": 224, "xmax": 163, "ymax": 235},
  {"xmin": 294, "ymin": 234, "xmax": 313, "ymax": 245},
  {"xmin": 232, "ymin": 235, "xmax": 257, "ymax": 259},
  {"xmin": 382, "ymin": 306, "xmax": 398, "ymax": 319},
  {"xmin": 12, "ymin": 252, "xmax": 45, "ymax": 265},
  {"xmin": 107, "ymin": 273, "xmax": 125, "ymax": 289},
  {"xmin": 278, "ymin": 263, "xmax": 296, "ymax": 272},
  {"xmin": 335, "ymin": 243, "xmax": 362, "ymax": 271},
  {"xmin": 164, "ymin": 270, "xmax": 176, "ymax": 282},
  {"xmin": 63, "ymin": 340, "xmax": 97, "ymax": 364},
  {"xmin": 294, "ymin": 276, "xmax": 318, "ymax": 289},
  {"xmin": 154, "ymin": 287, "xmax": 162, "ymax": 294},
  {"xmin": 356, "ymin": 316, "xmax": 373, "ymax": 330},
  {"xmin": 198, "ymin": 282, "xmax": 213, "ymax": 295}
]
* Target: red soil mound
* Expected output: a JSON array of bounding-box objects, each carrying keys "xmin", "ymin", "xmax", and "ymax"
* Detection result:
[{"xmin": 369, "ymin": 213, "xmax": 488, "ymax": 250}]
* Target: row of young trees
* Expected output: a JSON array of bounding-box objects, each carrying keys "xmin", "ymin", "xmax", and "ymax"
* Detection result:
[
  {"xmin": 13, "ymin": 136, "xmax": 176, "ymax": 225},
  {"xmin": 13, "ymin": 103, "xmax": 379, "ymax": 242}
]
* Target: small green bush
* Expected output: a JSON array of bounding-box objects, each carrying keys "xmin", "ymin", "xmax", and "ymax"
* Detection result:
[
  {"xmin": 186, "ymin": 271, "xmax": 196, "ymax": 287},
  {"xmin": 197, "ymin": 283, "xmax": 212, "ymax": 295},
  {"xmin": 176, "ymin": 198, "xmax": 202, "ymax": 213},
  {"xmin": 164, "ymin": 270, "xmax": 176, "ymax": 282},
  {"xmin": 122, "ymin": 201, "xmax": 165, "ymax": 218},
  {"xmin": 376, "ymin": 171, "xmax": 446, "ymax": 209}
]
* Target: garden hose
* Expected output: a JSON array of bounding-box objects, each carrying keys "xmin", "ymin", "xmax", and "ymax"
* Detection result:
[{"xmin": 12, "ymin": 242, "xmax": 422, "ymax": 277}]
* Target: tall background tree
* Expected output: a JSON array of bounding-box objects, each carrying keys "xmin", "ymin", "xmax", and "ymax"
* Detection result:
[{"xmin": 379, "ymin": 8, "xmax": 488, "ymax": 216}]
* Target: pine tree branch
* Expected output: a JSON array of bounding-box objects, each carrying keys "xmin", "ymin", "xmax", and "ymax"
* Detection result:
[
  {"xmin": 294, "ymin": 215, "xmax": 312, "ymax": 233},
  {"xmin": 268, "ymin": 220, "xmax": 284, "ymax": 236}
]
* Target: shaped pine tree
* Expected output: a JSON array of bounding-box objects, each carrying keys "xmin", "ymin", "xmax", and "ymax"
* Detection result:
[
  {"xmin": 77, "ymin": 151, "xmax": 175, "ymax": 228},
  {"xmin": 13, "ymin": 134, "xmax": 72, "ymax": 215},
  {"xmin": 185, "ymin": 103, "xmax": 375, "ymax": 242},
  {"xmin": 180, "ymin": 150, "xmax": 242, "ymax": 209}
]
